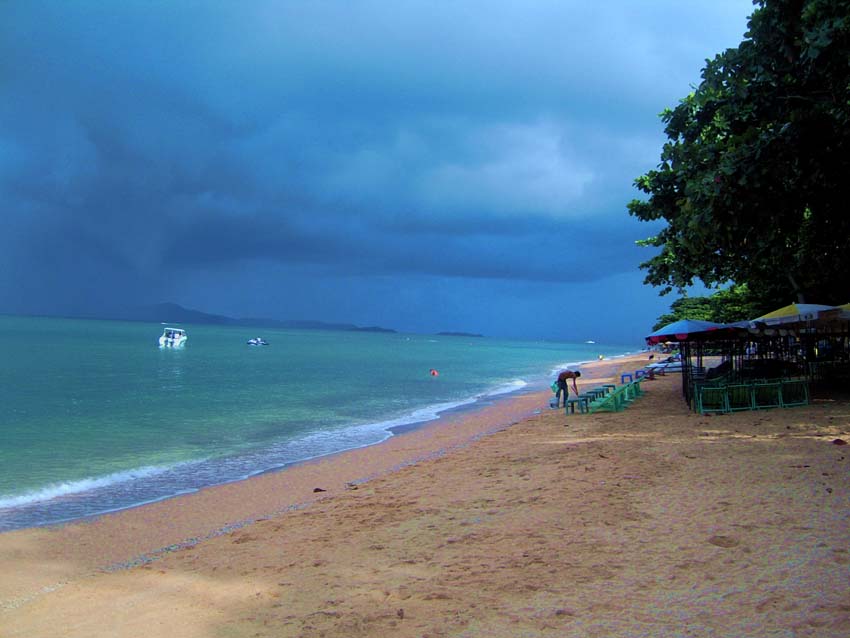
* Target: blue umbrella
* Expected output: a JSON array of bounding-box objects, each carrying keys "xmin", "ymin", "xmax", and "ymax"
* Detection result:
[{"xmin": 645, "ymin": 319, "xmax": 727, "ymax": 345}]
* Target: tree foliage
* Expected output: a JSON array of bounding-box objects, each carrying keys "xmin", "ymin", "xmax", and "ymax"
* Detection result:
[
  {"xmin": 652, "ymin": 284, "xmax": 767, "ymax": 331},
  {"xmin": 629, "ymin": 0, "xmax": 850, "ymax": 306}
]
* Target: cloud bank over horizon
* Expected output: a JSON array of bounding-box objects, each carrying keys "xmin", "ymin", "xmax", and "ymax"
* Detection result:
[{"xmin": 0, "ymin": 1, "xmax": 753, "ymax": 342}]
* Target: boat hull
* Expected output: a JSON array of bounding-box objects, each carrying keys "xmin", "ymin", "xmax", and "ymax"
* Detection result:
[{"xmin": 159, "ymin": 336, "xmax": 187, "ymax": 348}]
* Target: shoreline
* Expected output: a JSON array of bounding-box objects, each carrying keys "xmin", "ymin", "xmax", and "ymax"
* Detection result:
[
  {"xmin": 3, "ymin": 350, "xmax": 848, "ymax": 636},
  {"xmin": 1, "ymin": 350, "xmax": 641, "ymax": 534},
  {"xmin": 0, "ymin": 354, "xmax": 645, "ymax": 598}
]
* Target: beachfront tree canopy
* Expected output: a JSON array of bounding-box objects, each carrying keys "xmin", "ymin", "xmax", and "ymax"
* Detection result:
[
  {"xmin": 628, "ymin": 0, "xmax": 850, "ymax": 305},
  {"xmin": 652, "ymin": 284, "xmax": 768, "ymax": 331}
]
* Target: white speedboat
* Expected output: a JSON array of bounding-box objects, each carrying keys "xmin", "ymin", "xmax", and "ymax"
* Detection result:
[
  {"xmin": 159, "ymin": 327, "xmax": 187, "ymax": 348},
  {"xmin": 247, "ymin": 337, "xmax": 269, "ymax": 346}
]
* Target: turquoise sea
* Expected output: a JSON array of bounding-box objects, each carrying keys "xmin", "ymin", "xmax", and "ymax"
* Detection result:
[{"xmin": 0, "ymin": 315, "xmax": 639, "ymax": 532}]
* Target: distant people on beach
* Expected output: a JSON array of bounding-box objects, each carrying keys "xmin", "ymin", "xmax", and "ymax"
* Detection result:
[{"xmin": 555, "ymin": 369, "xmax": 581, "ymax": 408}]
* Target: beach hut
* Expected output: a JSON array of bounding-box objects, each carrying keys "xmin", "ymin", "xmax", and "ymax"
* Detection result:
[
  {"xmin": 645, "ymin": 319, "xmax": 748, "ymax": 405},
  {"xmin": 742, "ymin": 303, "xmax": 850, "ymax": 383},
  {"xmin": 651, "ymin": 303, "xmax": 850, "ymax": 411}
]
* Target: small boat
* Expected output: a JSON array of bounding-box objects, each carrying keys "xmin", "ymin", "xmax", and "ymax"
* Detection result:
[
  {"xmin": 247, "ymin": 337, "xmax": 269, "ymax": 346},
  {"xmin": 159, "ymin": 327, "xmax": 187, "ymax": 348}
]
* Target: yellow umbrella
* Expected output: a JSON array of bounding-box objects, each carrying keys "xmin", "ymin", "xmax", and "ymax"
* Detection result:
[{"xmin": 756, "ymin": 303, "xmax": 835, "ymax": 323}]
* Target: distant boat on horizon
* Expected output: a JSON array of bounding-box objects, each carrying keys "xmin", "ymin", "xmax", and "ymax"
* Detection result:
[
  {"xmin": 585, "ymin": 340, "xmax": 596, "ymax": 344},
  {"xmin": 159, "ymin": 327, "xmax": 187, "ymax": 348}
]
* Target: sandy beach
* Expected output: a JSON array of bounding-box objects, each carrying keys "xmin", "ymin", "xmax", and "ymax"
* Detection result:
[{"xmin": 2, "ymin": 353, "xmax": 848, "ymax": 637}]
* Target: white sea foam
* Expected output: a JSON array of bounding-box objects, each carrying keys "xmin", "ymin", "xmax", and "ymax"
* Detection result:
[
  {"xmin": 0, "ymin": 463, "xmax": 190, "ymax": 510},
  {"xmin": 483, "ymin": 378, "xmax": 528, "ymax": 397},
  {"xmin": 548, "ymin": 359, "xmax": 593, "ymax": 377},
  {"xmin": 369, "ymin": 398, "xmax": 478, "ymax": 431},
  {"xmin": 350, "ymin": 378, "xmax": 529, "ymax": 438}
]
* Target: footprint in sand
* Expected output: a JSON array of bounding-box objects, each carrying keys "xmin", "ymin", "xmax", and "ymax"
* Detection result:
[{"xmin": 708, "ymin": 535, "xmax": 740, "ymax": 548}]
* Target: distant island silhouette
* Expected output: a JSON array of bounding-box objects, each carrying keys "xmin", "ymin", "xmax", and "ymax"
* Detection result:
[
  {"xmin": 99, "ymin": 302, "xmax": 397, "ymax": 333},
  {"xmin": 24, "ymin": 302, "xmax": 485, "ymax": 337}
]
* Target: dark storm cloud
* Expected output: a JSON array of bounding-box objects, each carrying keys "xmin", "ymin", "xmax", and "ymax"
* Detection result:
[
  {"xmin": 152, "ymin": 202, "xmax": 645, "ymax": 286},
  {"xmin": 0, "ymin": 0, "xmax": 752, "ymax": 338}
]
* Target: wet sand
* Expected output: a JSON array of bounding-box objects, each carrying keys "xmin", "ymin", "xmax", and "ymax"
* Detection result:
[{"xmin": 2, "ymin": 353, "xmax": 849, "ymax": 637}]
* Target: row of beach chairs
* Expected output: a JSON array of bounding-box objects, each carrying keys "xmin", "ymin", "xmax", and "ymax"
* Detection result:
[
  {"xmin": 551, "ymin": 378, "xmax": 645, "ymax": 415},
  {"xmin": 693, "ymin": 377, "xmax": 809, "ymax": 414}
]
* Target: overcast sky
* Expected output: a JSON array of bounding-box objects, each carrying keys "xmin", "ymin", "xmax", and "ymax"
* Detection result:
[{"xmin": 1, "ymin": 1, "xmax": 754, "ymax": 344}]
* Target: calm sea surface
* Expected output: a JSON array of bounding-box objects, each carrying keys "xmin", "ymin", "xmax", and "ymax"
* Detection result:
[{"xmin": 0, "ymin": 315, "xmax": 639, "ymax": 532}]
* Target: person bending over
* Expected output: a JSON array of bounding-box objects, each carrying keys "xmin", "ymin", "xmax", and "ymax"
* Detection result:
[{"xmin": 556, "ymin": 369, "xmax": 581, "ymax": 408}]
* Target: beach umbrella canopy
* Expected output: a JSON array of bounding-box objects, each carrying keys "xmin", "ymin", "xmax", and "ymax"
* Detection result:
[
  {"xmin": 827, "ymin": 302, "xmax": 850, "ymax": 321},
  {"xmin": 645, "ymin": 319, "xmax": 727, "ymax": 345},
  {"xmin": 754, "ymin": 303, "xmax": 836, "ymax": 325}
]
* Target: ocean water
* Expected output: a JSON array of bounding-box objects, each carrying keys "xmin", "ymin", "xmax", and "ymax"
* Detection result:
[{"xmin": 0, "ymin": 315, "xmax": 638, "ymax": 532}]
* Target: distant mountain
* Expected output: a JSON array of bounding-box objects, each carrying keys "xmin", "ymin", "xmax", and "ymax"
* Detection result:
[
  {"xmin": 113, "ymin": 302, "xmax": 233, "ymax": 325},
  {"xmin": 348, "ymin": 325, "xmax": 397, "ymax": 333},
  {"xmin": 107, "ymin": 302, "xmax": 394, "ymax": 333}
]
